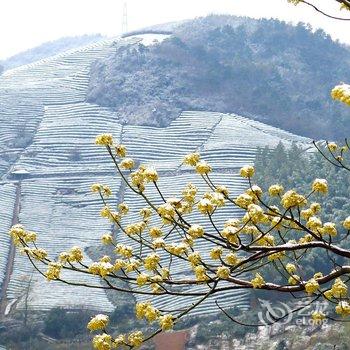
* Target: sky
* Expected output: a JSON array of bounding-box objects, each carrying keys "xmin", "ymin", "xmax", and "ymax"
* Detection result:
[{"xmin": 1, "ymin": 0, "xmax": 349, "ymax": 60}]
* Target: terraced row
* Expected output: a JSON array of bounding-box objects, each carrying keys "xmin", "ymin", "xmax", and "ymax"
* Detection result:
[
  {"xmin": 6, "ymin": 176, "xmax": 120, "ymax": 311},
  {"xmin": 0, "ymin": 184, "xmax": 17, "ymax": 295},
  {"xmin": 201, "ymin": 113, "xmax": 312, "ymax": 168},
  {"xmin": 16, "ymin": 103, "xmax": 122, "ymax": 175}
]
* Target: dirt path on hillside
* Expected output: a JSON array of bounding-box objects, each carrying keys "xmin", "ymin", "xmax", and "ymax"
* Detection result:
[{"xmin": 0, "ymin": 181, "xmax": 21, "ymax": 316}]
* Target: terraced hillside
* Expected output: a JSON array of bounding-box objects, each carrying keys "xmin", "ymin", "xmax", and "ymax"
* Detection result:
[{"xmin": 0, "ymin": 35, "xmax": 311, "ymax": 318}]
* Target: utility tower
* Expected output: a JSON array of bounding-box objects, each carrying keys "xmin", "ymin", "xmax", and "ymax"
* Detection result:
[{"xmin": 122, "ymin": 1, "xmax": 128, "ymax": 33}]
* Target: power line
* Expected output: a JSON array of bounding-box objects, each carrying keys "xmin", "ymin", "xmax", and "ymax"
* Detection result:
[{"xmin": 122, "ymin": 1, "xmax": 128, "ymax": 33}]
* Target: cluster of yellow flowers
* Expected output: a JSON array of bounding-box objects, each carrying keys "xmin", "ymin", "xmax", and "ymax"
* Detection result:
[
  {"xmin": 343, "ymin": 216, "xmax": 350, "ymax": 230},
  {"xmin": 129, "ymin": 165, "xmax": 159, "ymax": 192},
  {"xmin": 311, "ymin": 178, "xmax": 328, "ymax": 194},
  {"xmin": 311, "ymin": 311, "xmax": 326, "ymax": 324},
  {"xmin": 91, "ymin": 183, "xmax": 112, "ymax": 197},
  {"xmin": 9, "ymin": 224, "xmax": 37, "ymax": 246},
  {"xmin": 89, "ymin": 259, "xmax": 114, "ymax": 278},
  {"xmin": 305, "ymin": 278, "xmax": 320, "ymax": 294},
  {"xmin": 59, "ymin": 246, "xmax": 84, "ymax": 264},
  {"xmin": 135, "ymin": 302, "xmax": 174, "ymax": 330},
  {"xmin": 21, "ymin": 247, "xmax": 48, "ymax": 261},
  {"xmin": 88, "ymin": 317, "xmax": 144, "ymax": 350},
  {"xmin": 250, "ymin": 273, "xmax": 265, "ymax": 288},
  {"xmin": 324, "ymin": 278, "xmax": 348, "ymax": 299},
  {"xmin": 45, "ymin": 262, "xmax": 62, "ymax": 281},
  {"xmin": 331, "ymin": 83, "xmax": 350, "ymax": 106},
  {"xmin": 239, "ymin": 165, "xmax": 255, "ymax": 178},
  {"xmin": 336, "ymin": 301, "xmax": 350, "ymax": 316},
  {"xmin": 95, "ymin": 133, "xmax": 113, "ymax": 146},
  {"xmin": 87, "ymin": 314, "xmax": 110, "ymax": 331}
]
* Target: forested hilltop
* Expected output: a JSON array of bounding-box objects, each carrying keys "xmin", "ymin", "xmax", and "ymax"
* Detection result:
[{"xmin": 88, "ymin": 15, "xmax": 350, "ymax": 139}]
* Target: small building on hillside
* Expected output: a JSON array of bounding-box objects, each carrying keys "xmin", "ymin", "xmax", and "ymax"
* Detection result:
[{"xmin": 10, "ymin": 166, "xmax": 30, "ymax": 180}]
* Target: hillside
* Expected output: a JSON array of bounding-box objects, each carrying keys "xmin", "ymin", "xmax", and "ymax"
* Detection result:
[
  {"xmin": 87, "ymin": 15, "xmax": 350, "ymax": 139},
  {"xmin": 0, "ymin": 31, "xmax": 312, "ymax": 322},
  {"xmin": 0, "ymin": 34, "xmax": 103, "ymax": 70}
]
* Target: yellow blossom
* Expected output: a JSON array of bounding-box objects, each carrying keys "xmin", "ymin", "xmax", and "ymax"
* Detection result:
[
  {"xmin": 182, "ymin": 182, "xmax": 198, "ymax": 201},
  {"xmin": 69, "ymin": 246, "xmax": 84, "ymax": 262},
  {"xmin": 281, "ymin": 190, "xmax": 307, "ymax": 208},
  {"xmin": 288, "ymin": 0, "xmax": 302, "ymax": 5},
  {"xmin": 136, "ymin": 273, "xmax": 149, "ymax": 286},
  {"xmin": 159, "ymin": 314, "xmax": 174, "ymax": 330},
  {"xmin": 216, "ymin": 266, "xmax": 230, "ymax": 279},
  {"xmin": 310, "ymin": 202, "xmax": 321, "ymax": 214},
  {"xmin": 139, "ymin": 208, "xmax": 152, "ymax": 220},
  {"xmin": 221, "ymin": 226, "xmax": 239, "ymax": 244},
  {"xmin": 239, "ymin": 165, "xmax": 255, "ymax": 178},
  {"xmin": 197, "ymin": 198, "xmax": 215, "ymax": 215},
  {"xmin": 301, "ymin": 208, "xmax": 313, "ymax": 221},
  {"xmin": 268, "ymin": 184, "xmax": 284, "ymax": 196},
  {"xmin": 312, "ymin": 178, "xmax": 328, "ymax": 194},
  {"xmin": 194, "ymin": 265, "xmax": 209, "ymax": 282},
  {"xmin": 87, "ymin": 314, "xmax": 109, "ymax": 331},
  {"xmin": 225, "ymin": 252, "xmax": 240, "ymax": 266},
  {"xmin": 306, "ymin": 216, "xmax": 322, "ymax": 232},
  {"xmin": 216, "ymin": 185, "xmax": 229, "ymax": 196},
  {"xmin": 101, "ymin": 234, "xmax": 113, "ymax": 245},
  {"xmin": 115, "ymin": 144, "xmax": 127, "ymax": 157},
  {"xmin": 102, "ymin": 185, "xmax": 112, "ymax": 197},
  {"xmin": 144, "ymin": 253, "xmax": 160, "ymax": 271},
  {"xmin": 183, "ymin": 152, "xmax": 200, "ymax": 166},
  {"xmin": 343, "ymin": 216, "xmax": 350, "ymax": 230},
  {"xmin": 157, "ymin": 203, "xmax": 176, "ymax": 220},
  {"xmin": 92, "ymin": 334, "xmax": 113, "ymax": 350},
  {"xmin": 113, "ymin": 259, "xmax": 126, "ymax": 271},
  {"xmin": 336, "ymin": 301, "xmax": 350, "ymax": 316},
  {"xmin": 115, "ymin": 244, "xmax": 133, "ymax": 258},
  {"xmin": 305, "ymin": 278, "xmax": 319, "ymax": 294},
  {"xmin": 224, "ymin": 219, "xmax": 240, "ymax": 227},
  {"xmin": 246, "ymin": 185, "xmax": 263, "ymax": 198},
  {"xmin": 144, "ymin": 167, "xmax": 159, "ymax": 182},
  {"xmin": 188, "ymin": 252, "xmax": 202, "ymax": 267},
  {"xmin": 128, "ymin": 331, "xmax": 144, "ymax": 347},
  {"xmin": 311, "ymin": 311, "xmax": 326, "ymax": 324},
  {"xmin": 188, "ymin": 224, "xmax": 205, "ymax": 238},
  {"xmin": 95, "ymin": 133, "xmax": 113, "ymax": 146},
  {"xmin": 327, "ymin": 142, "xmax": 338, "ymax": 152},
  {"xmin": 331, "ymin": 83, "xmax": 350, "ymax": 106},
  {"xmin": 149, "ymin": 227, "xmax": 163, "ymax": 238},
  {"xmin": 331, "ymin": 278, "xmax": 348, "ymax": 298},
  {"xmin": 251, "ymin": 273, "xmax": 265, "ymax": 288},
  {"xmin": 286, "ymin": 263, "xmax": 296, "ymax": 274},
  {"xmin": 235, "ymin": 193, "xmax": 254, "ymax": 209},
  {"xmin": 118, "ymin": 202, "xmax": 129, "ymax": 215},
  {"xmin": 321, "ymin": 222, "xmax": 337, "ymax": 236},
  {"xmin": 153, "ymin": 238, "xmax": 165, "ymax": 249},
  {"xmin": 120, "ymin": 158, "xmax": 135, "ymax": 170},
  {"xmin": 88, "ymin": 261, "xmax": 114, "ymax": 277},
  {"xmin": 46, "ymin": 262, "xmax": 62, "ymax": 281},
  {"xmin": 288, "ymin": 275, "xmax": 300, "ymax": 285},
  {"xmin": 210, "ymin": 247, "xmax": 223, "ymax": 260},
  {"xmin": 91, "ymin": 183, "xmax": 102, "ymax": 192},
  {"xmin": 196, "ymin": 161, "xmax": 212, "ymax": 175}
]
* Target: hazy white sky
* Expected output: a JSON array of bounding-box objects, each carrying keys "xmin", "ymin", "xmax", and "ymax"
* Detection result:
[{"xmin": 1, "ymin": 0, "xmax": 349, "ymax": 60}]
